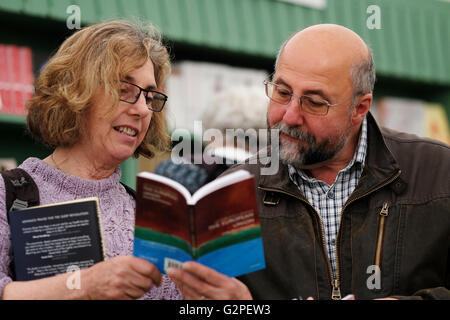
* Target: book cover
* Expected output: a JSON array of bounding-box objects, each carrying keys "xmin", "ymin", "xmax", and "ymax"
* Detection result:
[
  {"xmin": 8, "ymin": 197, "xmax": 105, "ymax": 281},
  {"xmin": 133, "ymin": 169, "xmax": 265, "ymax": 277}
]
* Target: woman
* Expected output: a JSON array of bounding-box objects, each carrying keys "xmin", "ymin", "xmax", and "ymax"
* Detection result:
[{"xmin": 0, "ymin": 19, "xmax": 182, "ymax": 299}]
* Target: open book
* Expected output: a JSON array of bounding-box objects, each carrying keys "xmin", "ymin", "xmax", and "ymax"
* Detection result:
[
  {"xmin": 8, "ymin": 197, "xmax": 105, "ymax": 281},
  {"xmin": 133, "ymin": 169, "xmax": 265, "ymax": 277}
]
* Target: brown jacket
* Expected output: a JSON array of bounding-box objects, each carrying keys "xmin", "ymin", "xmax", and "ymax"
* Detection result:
[{"xmin": 231, "ymin": 113, "xmax": 450, "ymax": 300}]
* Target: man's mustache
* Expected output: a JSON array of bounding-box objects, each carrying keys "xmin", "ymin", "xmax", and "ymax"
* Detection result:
[{"xmin": 271, "ymin": 122, "xmax": 316, "ymax": 145}]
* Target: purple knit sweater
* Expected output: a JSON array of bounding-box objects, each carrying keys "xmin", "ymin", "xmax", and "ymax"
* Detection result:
[{"xmin": 0, "ymin": 157, "xmax": 183, "ymax": 300}]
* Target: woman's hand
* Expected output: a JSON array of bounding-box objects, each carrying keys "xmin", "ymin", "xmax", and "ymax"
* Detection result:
[
  {"xmin": 81, "ymin": 256, "xmax": 162, "ymax": 300},
  {"xmin": 3, "ymin": 256, "xmax": 161, "ymax": 300},
  {"xmin": 168, "ymin": 261, "xmax": 252, "ymax": 300}
]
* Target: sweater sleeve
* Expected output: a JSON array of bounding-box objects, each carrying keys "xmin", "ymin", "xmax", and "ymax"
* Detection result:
[{"xmin": 0, "ymin": 174, "xmax": 13, "ymax": 299}]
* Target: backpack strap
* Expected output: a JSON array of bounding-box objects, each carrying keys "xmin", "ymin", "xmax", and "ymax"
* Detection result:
[
  {"xmin": 1, "ymin": 168, "xmax": 39, "ymax": 281},
  {"xmin": 1, "ymin": 168, "xmax": 40, "ymax": 218},
  {"xmin": 120, "ymin": 182, "xmax": 136, "ymax": 199}
]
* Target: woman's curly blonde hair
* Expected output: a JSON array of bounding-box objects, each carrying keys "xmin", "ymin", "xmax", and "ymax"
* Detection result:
[{"xmin": 26, "ymin": 19, "xmax": 171, "ymax": 158}]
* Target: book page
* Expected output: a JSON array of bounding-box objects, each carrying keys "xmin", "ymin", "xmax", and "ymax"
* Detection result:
[
  {"xmin": 190, "ymin": 169, "xmax": 251, "ymax": 205},
  {"xmin": 137, "ymin": 171, "xmax": 191, "ymax": 201}
]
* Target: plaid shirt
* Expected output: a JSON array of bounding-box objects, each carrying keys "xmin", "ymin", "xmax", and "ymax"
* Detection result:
[{"xmin": 288, "ymin": 117, "xmax": 368, "ymax": 277}]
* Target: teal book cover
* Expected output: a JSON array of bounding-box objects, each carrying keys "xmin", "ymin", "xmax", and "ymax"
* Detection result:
[{"xmin": 133, "ymin": 170, "xmax": 265, "ymax": 277}]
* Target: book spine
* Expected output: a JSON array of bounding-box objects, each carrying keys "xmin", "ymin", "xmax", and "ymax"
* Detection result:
[
  {"xmin": 189, "ymin": 205, "xmax": 197, "ymax": 259},
  {"xmin": 3, "ymin": 45, "xmax": 14, "ymax": 113},
  {"xmin": 18, "ymin": 46, "xmax": 33, "ymax": 115},
  {"xmin": 93, "ymin": 198, "xmax": 106, "ymax": 261},
  {"xmin": 0, "ymin": 45, "xmax": 5, "ymax": 113},
  {"xmin": 9, "ymin": 45, "xmax": 19, "ymax": 114}
]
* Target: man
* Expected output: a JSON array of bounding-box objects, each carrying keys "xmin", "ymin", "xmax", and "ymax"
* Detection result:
[{"xmin": 168, "ymin": 24, "xmax": 450, "ymax": 300}]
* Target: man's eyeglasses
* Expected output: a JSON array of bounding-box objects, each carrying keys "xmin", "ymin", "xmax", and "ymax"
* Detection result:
[
  {"xmin": 264, "ymin": 80, "xmax": 339, "ymax": 116},
  {"xmin": 119, "ymin": 80, "xmax": 168, "ymax": 112}
]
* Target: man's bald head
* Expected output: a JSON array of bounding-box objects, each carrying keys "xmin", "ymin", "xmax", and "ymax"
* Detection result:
[{"xmin": 274, "ymin": 24, "xmax": 375, "ymax": 100}]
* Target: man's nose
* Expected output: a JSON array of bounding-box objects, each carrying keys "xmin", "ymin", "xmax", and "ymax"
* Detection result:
[{"xmin": 282, "ymin": 97, "xmax": 304, "ymax": 127}]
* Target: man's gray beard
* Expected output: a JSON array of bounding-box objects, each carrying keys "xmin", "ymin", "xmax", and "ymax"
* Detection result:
[{"xmin": 270, "ymin": 122, "xmax": 350, "ymax": 168}]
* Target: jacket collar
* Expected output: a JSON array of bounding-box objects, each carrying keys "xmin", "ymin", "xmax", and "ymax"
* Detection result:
[{"xmin": 259, "ymin": 112, "xmax": 402, "ymax": 199}]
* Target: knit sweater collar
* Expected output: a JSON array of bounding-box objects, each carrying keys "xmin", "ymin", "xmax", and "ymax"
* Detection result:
[{"xmin": 19, "ymin": 157, "xmax": 122, "ymax": 197}]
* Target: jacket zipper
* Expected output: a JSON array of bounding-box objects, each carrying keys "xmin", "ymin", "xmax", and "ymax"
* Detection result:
[
  {"xmin": 260, "ymin": 169, "xmax": 401, "ymax": 300},
  {"xmin": 332, "ymin": 169, "xmax": 401, "ymax": 300},
  {"xmin": 375, "ymin": 202, "xmax": 390, "ymax": 268}
]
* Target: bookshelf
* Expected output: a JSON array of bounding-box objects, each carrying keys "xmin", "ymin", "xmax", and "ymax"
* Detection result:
[
  {"xmin": 0, "ymin": 113, "xmax": 26, "ymax": 126},
  {"xmin": 0, "ymin": 113, "xmax": 50, "ymax": 166}
]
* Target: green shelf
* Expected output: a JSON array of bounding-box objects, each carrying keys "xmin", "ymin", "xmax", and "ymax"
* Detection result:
[{"xmin": 0, "ymin": 113, "xmax": 27, "ymax": 126}]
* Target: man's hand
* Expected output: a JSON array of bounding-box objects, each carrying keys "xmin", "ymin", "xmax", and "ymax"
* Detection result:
[{"xmin": 167, "ymin": 261, "xmax": 252, "ymax": 300}]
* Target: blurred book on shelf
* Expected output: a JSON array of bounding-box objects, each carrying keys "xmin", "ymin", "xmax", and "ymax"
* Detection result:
[
  {"xmin": 165, "ymin": 61, "xmax": 268, "ymax": 136},
  {"xmin": 372, "ymin": 97, "xmax": 450, "ymax": 144},
  {"xmin": 424, "ymin": 103, "xmax": 450, "ymax": 144},
  {"xmin": 0, "ymin": 44, "xmax": 34, "ymax": 116},
  {"xmin": 0, "ymin": 158, "xmax": 17, "ymax": 171}
]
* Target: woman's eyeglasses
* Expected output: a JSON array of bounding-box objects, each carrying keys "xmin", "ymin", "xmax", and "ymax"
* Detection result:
[{"xmin": 119, "ymin": 80, "xmax": 168, "ymax": 112}]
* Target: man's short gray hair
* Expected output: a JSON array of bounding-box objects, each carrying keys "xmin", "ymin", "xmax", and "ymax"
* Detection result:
[
  {"xmin": 274, "ymin": 34, "xmax": 294, "ymax": 72},
  {"xmin": 350, "ymin": 46, "xmax": 376, "ymax": 97}
]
